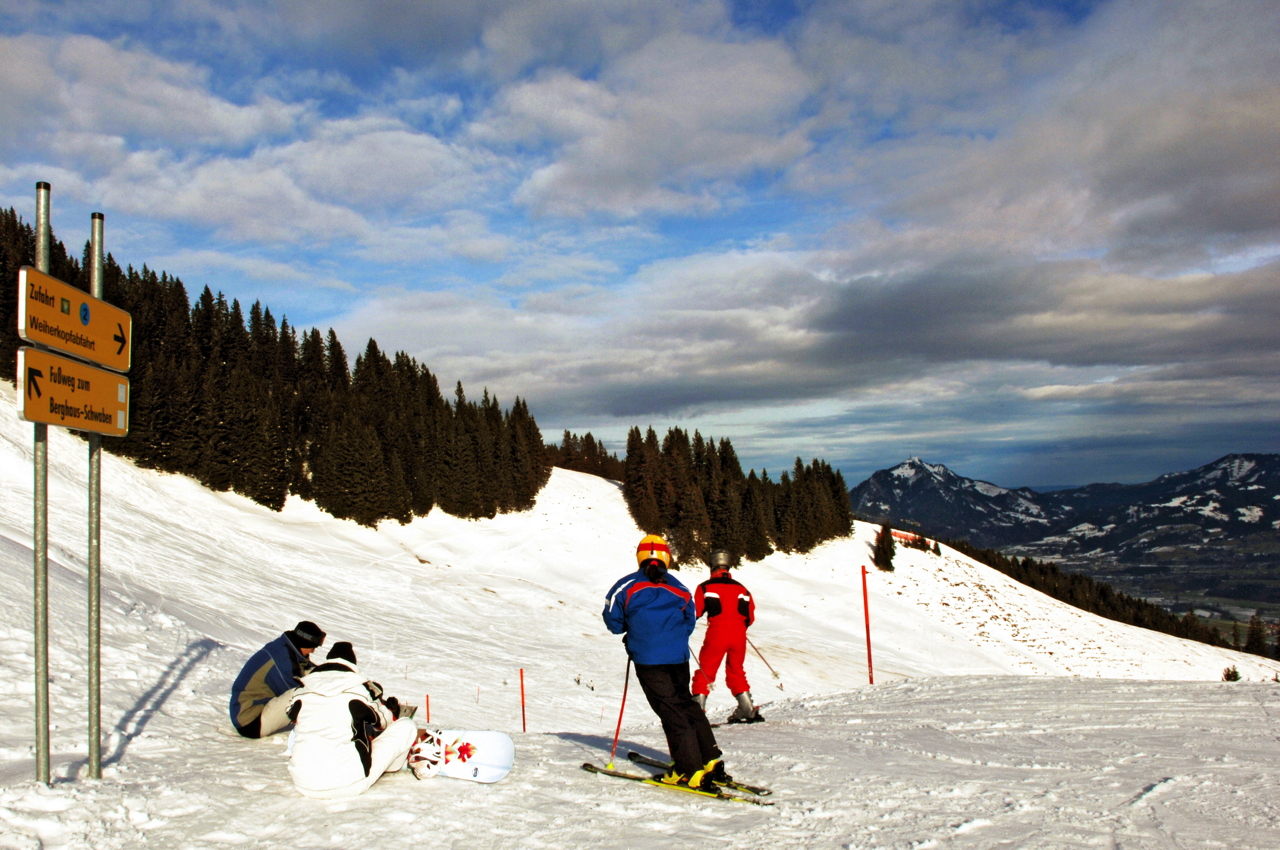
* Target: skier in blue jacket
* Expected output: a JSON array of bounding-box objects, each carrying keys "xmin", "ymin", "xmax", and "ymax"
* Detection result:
[
  {"xmin": 603, "ymin": 535, "xmax": 728, "ymax": 792},
  {"xmin": 229, "ymin": 621, "xmax": 325, "ymax": 738}
]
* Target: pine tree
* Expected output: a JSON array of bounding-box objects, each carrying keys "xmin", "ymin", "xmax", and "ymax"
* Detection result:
[
  {"xmin": 873, "ymin": 523, "xmax": 896, "ymax": 571},
  {"xmin": 670, "ymin": 479, "xmax": 712, "ymax": 567},
  {"xmin": 194, "ymin": 363, "xmax": 234, "ymax": 491},
  {"xmin": 740, "ymin": 471, "xmax": 774, "ymax": 562},
  {"xmin": 325, "ymin": 329, "xmax": 350, "ymax": 391},
  {"xmin": 312, "ymin": 414, "xmax": 391, "ymax": 526},
  {"xmin": 384, "ymin": 453, "xmax": 413, "ymax": 525},
  {"xmin": 773, "ymin": 471, "xmax": 796, "ymax": 552},
  {"xmin": 439, "ymin": 382, "xmax": 482, "ymax": 517},
  {"xmin": 0, "ymin": 207, "xmax": 31, "ymax": 382},
  {"xmin": 713, "ymin": 438, "xmax": 746, "ymax": 559},
  {"xmin": 623, "ymin": 426, "xmax": 662, "ymax": 532},
  {"xmin": 505, "ymin": 396, "xmax": 544, "ymax": 512},
  {"xmin": 1243, "ymin": 614, "xmax": 1268, "ymax": 656},
  {"xmin": 240, "ymin": 395, "xmax": 289, "ymax": 511}
]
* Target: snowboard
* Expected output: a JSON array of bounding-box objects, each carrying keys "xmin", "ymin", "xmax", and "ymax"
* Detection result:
[{"xmin": 415, "ymin": 728, "xmax": 515, "ymax": 784}]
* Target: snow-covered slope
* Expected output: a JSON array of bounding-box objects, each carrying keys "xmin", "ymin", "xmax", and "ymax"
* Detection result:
[{"xmin": 1, "ymin": 385, "xmax": 1277, "ymax": 849}]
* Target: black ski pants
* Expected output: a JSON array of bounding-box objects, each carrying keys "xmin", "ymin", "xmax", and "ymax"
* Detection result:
[{"xmin": 634, "ymin": 660, "xmax": 721, "ymax": 777}]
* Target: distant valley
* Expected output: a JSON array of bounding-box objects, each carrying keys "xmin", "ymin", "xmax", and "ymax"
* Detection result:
[{"xmin": 849, "ymin": 454, "xmax": 1280, "ymax": 620}]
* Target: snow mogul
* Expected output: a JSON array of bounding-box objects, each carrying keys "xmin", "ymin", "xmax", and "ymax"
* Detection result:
[
  {"xmin": 602, "ymin": 534, "xmax": 731, "ymax": 792},
  {"xmin": 285, "ymin": 641, "xmax": 418, "ymax": 798}
]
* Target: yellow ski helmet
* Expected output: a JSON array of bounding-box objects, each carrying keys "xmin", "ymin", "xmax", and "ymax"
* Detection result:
[{"xmin": 636, "ymin": 534, "xmax": 672, "ymax": 570}]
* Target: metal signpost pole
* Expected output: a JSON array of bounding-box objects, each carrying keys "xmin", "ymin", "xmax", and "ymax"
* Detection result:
[
  {"xmin": 19, "ymin": 185, "xmax": 131, "ymax": 785},
  {"xmin": 87, "ymin": 212, "xmax": 104, "ymax": 779},
  {"xmin": 33, "ymin": 182, "xmax": 51, "ymax": 785}
]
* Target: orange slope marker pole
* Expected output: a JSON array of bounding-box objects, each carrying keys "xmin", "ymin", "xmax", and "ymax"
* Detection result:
[{"xmin": 862, "ymin": 565, "xmax": 874, "ymax": 685}]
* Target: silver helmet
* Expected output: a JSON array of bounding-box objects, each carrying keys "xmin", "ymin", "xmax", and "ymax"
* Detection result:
[{"xmin": 710, "ymin": 549, "xmax": 733, "ymax": 568}]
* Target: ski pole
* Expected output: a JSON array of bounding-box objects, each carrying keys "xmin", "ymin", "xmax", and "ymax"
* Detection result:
[
  {"xmin": 746, "ymin": 636, "xmax": 784, "ymax": 690},
  {"xmin": 607, "ymin": 659, "xmax": 631, "ymax": 769},
  {"xmin": 688, "ymin": 640, "xmax": 714, "ymax": 690}
]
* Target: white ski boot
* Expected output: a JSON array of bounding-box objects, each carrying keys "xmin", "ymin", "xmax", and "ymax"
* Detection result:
[{"xmin": 727, "ymin": 691, "xmax": 763, "ymax": 724}]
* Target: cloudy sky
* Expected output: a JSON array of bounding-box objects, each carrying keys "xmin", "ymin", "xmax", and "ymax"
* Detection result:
[{"xmin": 3, "ymin": 0, "xmax": 1277, "ymax": 488}]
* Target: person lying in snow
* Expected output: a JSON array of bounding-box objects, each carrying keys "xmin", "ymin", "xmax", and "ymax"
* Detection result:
[{"xmin": 286, "ymin": 641, "xmax": 418, "ymax": 798}]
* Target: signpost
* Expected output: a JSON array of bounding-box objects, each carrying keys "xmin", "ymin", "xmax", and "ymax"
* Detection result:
[
  {"xmin": 18, "ymin": 265, "xmax": 132, "ymax": 373},
  {"xmin": 17, "ymin": 347, "xmax": 130, "ymax": 437},
  {"xmin": 20, "ymin": 183, "xmax": 132, "ymax": 784}
]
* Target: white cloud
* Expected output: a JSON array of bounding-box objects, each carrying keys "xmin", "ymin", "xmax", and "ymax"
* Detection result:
[
  {"xmin": 0, "ymin": 34, "xmax": 304, "ymax": 152},
  {"xmin": 4, "ymin": 0, "xmax": 1279, "ymax": 482},
  {"xmin": 0, "ymin": 33, "xmax": 515, "ymax": 255},
  {"xmin": 788, "ymin": 0, "xmax": 1280, "ymax": 276},
  {"xmin": 358, "ymin": 211, "xmax": 511, "ymax": 264},
  {"xmin": 479, "ymin": 32, "xmax": 815, "ymax": 217},
  {"xmin": 273, "ymin": 117, "xmax": 502, "ymax": 214},
  {"xmin": 0, "ymin": 35, "xmax": 61, "ymax": 149},
  {"xmin": 143, "ymin": 248, "xmax": 365, "ymax": 294},
  {"xmin": 85, "ymin": 150, "xmax": 368, "ymax": 243},
  {"xmin": 491, "ymin": 252, "xmax": 618, "ymax": 290}
]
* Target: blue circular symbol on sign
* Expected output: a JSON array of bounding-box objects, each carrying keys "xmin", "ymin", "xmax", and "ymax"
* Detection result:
[{"xmin": 80, "ymin": 303, "xmax": 90, "ymax": 325}]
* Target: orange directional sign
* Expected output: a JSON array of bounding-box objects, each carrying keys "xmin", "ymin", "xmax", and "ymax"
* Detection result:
[
  {"xmin": 18, "ymin": 266, "xmax": 131, "ymax": 373},
  {"xmin": 18, "ymin": 347, "xmax": 130, "ymax": 437}
]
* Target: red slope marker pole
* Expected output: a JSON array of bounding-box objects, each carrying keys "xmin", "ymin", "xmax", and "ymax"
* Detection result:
[
  {"xmin": 520, "ymin": 668, "xmax": 527, "ymax": 733},
  {"xmin": 425, "ymin": 694, "xmax": 430, "ymax": 723},
  {"xmin": 862, "ymin": 564, "xmax": 874, "ymax": 685},
  {"xmin": 607, "ymin": 659, "xmax": 631, "ymax": 770}
]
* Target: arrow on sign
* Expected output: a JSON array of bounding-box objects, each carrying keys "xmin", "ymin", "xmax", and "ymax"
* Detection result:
[
  {"xmin": 114, "ymin": 323, "xmax": 127, "ymax": 355},
  {"xmin": 27, "ymin": 367, "xmax": 43, "ymax": 399}
]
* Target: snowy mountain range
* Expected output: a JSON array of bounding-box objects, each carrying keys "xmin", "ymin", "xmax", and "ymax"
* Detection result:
[
  {"xmin": 849, "ymin": 455, "xmax": 1280, "ymax": 575},
  {"xmin": 1, "ymin": 385, "xmax": 1279, "ymax": 848}
]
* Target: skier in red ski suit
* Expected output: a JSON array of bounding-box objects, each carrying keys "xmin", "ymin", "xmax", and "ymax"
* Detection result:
[{"xmin": 692, "ymin": 550, "xmax": 763, "ymax": 723}]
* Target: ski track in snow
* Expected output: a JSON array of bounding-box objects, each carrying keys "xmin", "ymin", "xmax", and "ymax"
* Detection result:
[{"xmin": 0, "ymin": 386, "xmax": 1278, "ymax": 849}]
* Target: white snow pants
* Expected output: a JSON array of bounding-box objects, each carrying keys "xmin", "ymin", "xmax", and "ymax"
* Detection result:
[
  {"xmin": 293, "ymin": 717, "xmax": 419, "ymax": 799},
  {"xmin": 258, "ymin": 689, "xmax": 298, "ymax": 737}
]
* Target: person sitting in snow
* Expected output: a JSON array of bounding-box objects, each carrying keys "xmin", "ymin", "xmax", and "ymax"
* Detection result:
[
  {"xmin": 286, "ymin": 641, "xmax": 418, "ymax": 799},
  {"xmin": 602, "ymin": 534, "xmax": 730, "ymax": 793},
  {"xmin": 228, "ymin": 620, "xmax": 325, "ymax": 738}
]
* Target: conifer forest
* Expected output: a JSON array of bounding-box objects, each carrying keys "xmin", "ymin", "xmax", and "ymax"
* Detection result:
[
  {"xmin": 1, "ymin": 208, "xmax": 549, "ymax": 527},
  {"xmin": 1, "ymin": 207, "xmax": 852, "ymax": 561}
]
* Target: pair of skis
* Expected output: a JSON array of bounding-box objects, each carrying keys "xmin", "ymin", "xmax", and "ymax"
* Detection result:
[{"xmin": 581, "ymin": 751, "xmax": 773, "ymax": 805}]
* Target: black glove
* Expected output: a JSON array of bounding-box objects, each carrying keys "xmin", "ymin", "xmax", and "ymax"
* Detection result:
[
  {"xmin": 366, "ymin": 681, "xmax": 384, "ymax": 701},
  {"xmin": 384, "ymin": 696, "xmax": 401, "ymax": 718}
]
